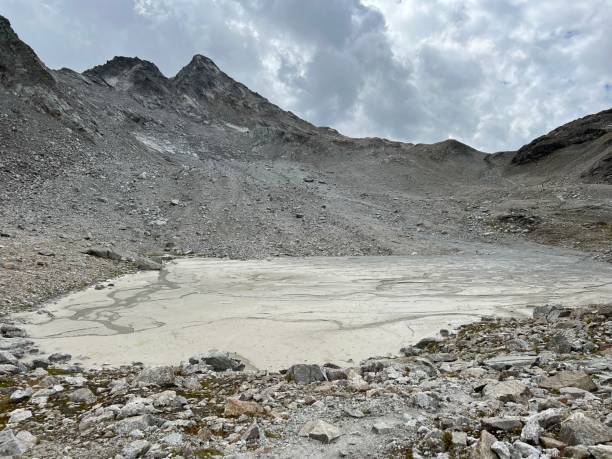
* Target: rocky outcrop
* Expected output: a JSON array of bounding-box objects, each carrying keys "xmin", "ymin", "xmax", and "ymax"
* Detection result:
[{"xmin": 0, "ymin": 15, "xmax": 54, "ymax": 87}]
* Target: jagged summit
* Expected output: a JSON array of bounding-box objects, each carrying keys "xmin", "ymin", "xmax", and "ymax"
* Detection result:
[
  {"xmin": 0, "ymin": 14, "xmax": 54, "ymax": 87},
  {"xmin": 83, "ymin": 56, "xmax": 169, "ymax": 95}
]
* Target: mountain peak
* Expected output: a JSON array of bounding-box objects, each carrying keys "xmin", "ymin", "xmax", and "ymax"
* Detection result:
[
  {"xmin": 0, "ymin": 15, "xmax": 54, "ymax": 87},
  {"xmin": 83, "ymin": 56, "xmax": 168, "ymax": 94}
]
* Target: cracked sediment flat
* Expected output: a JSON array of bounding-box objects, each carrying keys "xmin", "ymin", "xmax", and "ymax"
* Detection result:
[{"xmin": 19, "ymin": 250, "xmax": 612, "ymax": 370}]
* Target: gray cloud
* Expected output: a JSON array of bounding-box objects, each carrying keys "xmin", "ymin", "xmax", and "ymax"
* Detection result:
[{"xmin": 0, "ymin": 0, "xmax": 610, "ymax": 151}]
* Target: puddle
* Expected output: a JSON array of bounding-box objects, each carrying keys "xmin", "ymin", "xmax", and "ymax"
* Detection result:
[{"xmin": 19, "ymin": 251, "xmax": 612, "ymax": 370}]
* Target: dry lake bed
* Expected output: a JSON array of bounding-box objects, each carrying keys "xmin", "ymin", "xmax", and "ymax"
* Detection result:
[{"xmin": 18, "ymin": 249, "xmax": 612, "ymax": 370}]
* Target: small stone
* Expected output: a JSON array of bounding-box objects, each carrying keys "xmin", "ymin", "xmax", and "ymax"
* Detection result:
[
  {"xmin": 491, "ymin": 441, "xmax": 512, "ymax": 459},
  {"xmin": 122, "ymin": 440, "xmax": 151, "ymax": 459},
  {"xmin": 48, "ymin": 353, "xmax": 71, "ymax": 363},
  {"xmin": 8, "ymin": 408, "xmax": 32, "ymax": 424},
  {"xmin": 15, "ymin": 430, "xmax": 36, "ymax": 451},
  {"xmin": 299, "ymin": 419, "xmax": 342, "ymax": 443},
  {"xmin": 589, "ymin": 445, "xmax": 612, "ymax": 459},
  {"xmin": 286, "ymin": 364, "xmax": 327, "ymax": 384},
  {"xmin": 161, "ymin": 432, "xmax": 183, "ymax": 446},
  {"xmin": 521, "ymin": 408, "xmax": 564, "ymax": 444},
  {"xmin": 342, "ymin": 406, "xmax": 365, "ymax": 418},
  {"xmin": 0, "ymin": 351, "xmax": 18, "ymax": 365},
  {"xmin": 372, "ymin": 422, "xmax": 393, "ymax": 434},
  {"xmin": 513, "ymin": 440, "xmax": 540, "ymax": 457},
  {"xmin": 451, "ymin": 431, "xmax": 467, "ymax": 446},
  {"xmin": 224, "ymin": 398, "xmax": 265, "ymax": 417},
  {"xmin": 68, "ymin": 387, "xmax": 97, "ymax": 404},
  {"xmin": 472, "ymin": 430, "xmax": 497, "ymax": 459},
  {"xmin": 559, "ymin": 412, "xmax": 612, "ymax": 446},
  {"xmin": 114, "ymin": 414, "xmax": 163, "ymax": 435},
  {"xmin": 483, "ymin": 380, "xmax": 530, "ymax": 402},
  {"xmin": 0, "ymin": 429, "xmax": 27, "ymax": 456},
  {"xmin": 134, "ymin": 366, "xmax": 175, "ymax": 387},
  {"xmin": 10, "ymin": 387, "xmax": 33, "ymax": 403},
  {"xmin": 539, "ymin": 436, "xmax": 566, "ymax": 450},
  {"xmin": 242, "ymin": 420, "xmax": 263, "ymax": 442},
  {"xmin": 481, "ymin": 417, "xmax": 522, "ymax": 432},
  {"xmin": 548, "ymin": 329, "xmax": 575, "ymax": 353},
  {"xmin": 483, "ymin": 354, "xmax": 537, "ymax": 370}
]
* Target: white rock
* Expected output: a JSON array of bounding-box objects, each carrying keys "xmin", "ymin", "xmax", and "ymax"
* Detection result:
[{"xmin": 8, "ymin": 408, "xmax": 32, "ymax": 424}]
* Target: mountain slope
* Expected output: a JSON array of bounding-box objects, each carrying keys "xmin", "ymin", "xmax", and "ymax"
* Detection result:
[{"xmin": 0, "ymin": 13, "xmax": 610, "ymax": 312}]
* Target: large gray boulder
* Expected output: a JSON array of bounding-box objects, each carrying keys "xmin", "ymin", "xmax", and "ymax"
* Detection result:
[
  {"xmin": 559, "ymin": 412, "xmax": 612, "ymax": 446},
  {"xmin": 190, "ymin": 351, "xmax": 244, "ymax": 371},
  {"xmin": 134, "ymin": 366, "xmax": 175, "ymax": 387},
  {"xmin": 286, "ymin": 364, "xmax": 327, "ymax": 384}
]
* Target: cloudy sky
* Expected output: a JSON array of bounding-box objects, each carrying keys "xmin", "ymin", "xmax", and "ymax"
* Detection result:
[{"xmin": 1, "ymin": 0, "xmax": 611, "ymax": 152}]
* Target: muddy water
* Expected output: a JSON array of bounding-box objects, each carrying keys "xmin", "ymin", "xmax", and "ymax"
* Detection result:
[{"xmin": 20, "ymin": 251, "xmax": 612, "ymax": 370}]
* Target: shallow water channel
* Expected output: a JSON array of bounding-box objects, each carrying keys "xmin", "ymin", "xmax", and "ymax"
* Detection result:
[{"xmin": 20, "ymin": 251, "xmax": 612, "ymax": 370}]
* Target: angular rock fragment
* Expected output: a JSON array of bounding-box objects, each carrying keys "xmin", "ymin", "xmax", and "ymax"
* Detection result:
[
  {"xmin": 539, "ymin": 371, "xmax": 597, "ymax": 392},
  {"xmin": 299, "ymin": 419, "xmax": 342, "ymax": 443},
  {"xmin": 134, "ymin": 366, "xmax": 175, "ymax": 387},
  {"xmin": 559, "ymin": 412, "xmax": 612, "ymax": 446},
  {"xmin": 223, "ymin": 398, "xmax": 265, "ymax": 417},
  {"xmin": 190, "ymin": 351, "xmax": 244, "ymax": 371},
  {"xmin": 483, "ymin": 380, "xmax": 530, "ymax": 402},
  {"xmin": 286, "ymin": 364, "xmax": 326, "ymax": 384}
]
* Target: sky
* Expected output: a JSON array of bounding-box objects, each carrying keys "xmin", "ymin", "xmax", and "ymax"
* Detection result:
[{"xmin": 1, "ymin": 0, "xmax": 611, "ymax": 152}]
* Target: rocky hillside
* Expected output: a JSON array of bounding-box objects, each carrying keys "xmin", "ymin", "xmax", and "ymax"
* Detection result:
[{"xmin": 509, "ymin": 109, "xmax": 612, "ymax": 184}]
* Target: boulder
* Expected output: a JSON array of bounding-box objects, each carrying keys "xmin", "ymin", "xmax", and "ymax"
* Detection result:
[
  {"xmin": 539, "ymin": 371, "xmax": 597, "ymax": 392},
  {"xmin": 191, "ymin": 351, "xmax": 244, "ymax": 372},
  {"xmin": 589, "ymin": 445, "xmax": 612, "ymax": 459},
  {"xmin": 520, "ymin": 408, "xmax": 565, "ymax": 444},
  {"xmin": 299, "ymin": 419, "xmax": 342, "ymax": 443},
  {"xmin": 134, "ymin": 257, "xmax": 162, "ymax": 271},
  {"xmin": 548, "ymin": 329, "xmax": 575, "ymax": 354},
  {"xmin": 483, "ymin": 380, "xmax": 530, "ymax": 403},
  {"xmin": 122, "ymin": 440, "xmax": 151, "ymax": 459},
  {"xmin": 471, "ymin": 430, "xmax": 498, "ymax": 459},
  {"xmin": 481, "ymin": 416, "xmax": 523, "ymax": 432},
  {"xmin": 134, "ymin": 366, "xmax": 175, "ymax": 386},
  {"xmin": 286, "ymin": 364, "xmax": 327, "ymax": 384},
  {"xmin": 0, "ymin": 324, "xmax": 26, "ymax": 338},
  {"xmin": 559, "ymin": 412, "xmax": 612, "ymax": 446}
]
